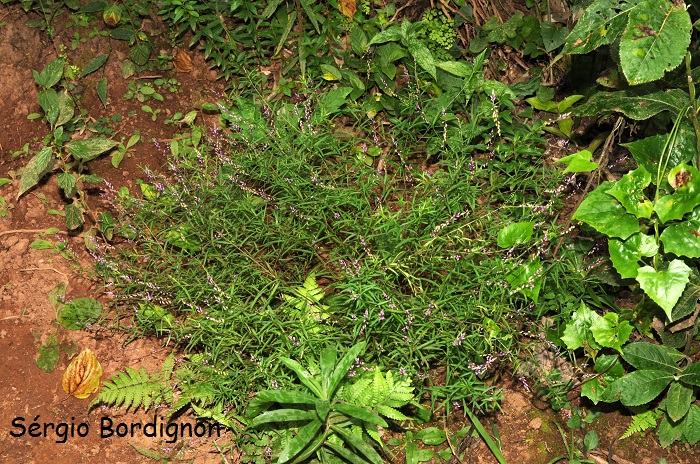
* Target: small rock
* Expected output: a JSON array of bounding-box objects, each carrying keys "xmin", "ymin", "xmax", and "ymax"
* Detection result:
[{"xmin": 529, "ymin": 417, "xmax": 542, "ymax": 430}]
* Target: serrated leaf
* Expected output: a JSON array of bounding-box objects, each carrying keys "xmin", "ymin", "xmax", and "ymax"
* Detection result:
[
  {"xmin": 617, "ymin": 369, "xmax": 674, "ymax": 406},
  {"xmin": 678, "ymin": 362, "xmax": 700, "ymax": 387},
  {"xmin": 18, "ymin": 147, "xmax": 55, "ymax": 198},
  {"xmin": 67, "ymin": 137, "xmax": 120, "ymax": 162},
  {"xmin": 97, "ymin": 77, "xmax": 107, "ymax": 107},
  {"xmin": 636, "ymin": 260, "xmax": 692, "ymax": 320},
  {"xmin": 665, "ymin": 381, "xmax": 692, "ymax": 422},
  {"xmin": 57, "ymin": 172, "xmax": 77, "ymax": 198},
  {"xmin": 621, "ymin": 409, "xmax": 660, "ymax": 439},
  {"xmin": 65, "ymin": 202, "xmax": 84, "ymax": 230},
  {"xmin": 684, "ymin": 405, "xmax": 700, "ymax": 445},
  {"xmin": 573, "ymin": 182, "xmax": 640, "ymax": 238},
  {"xmin": 658, "ymin": 412, "xmax": 684, "ymax": 447},
  {"xmin": 619, "ymin": 0, "xmax": 691, "ymax": 85},
  {"xmin": 574, "ymin": 88, "xmax": 690, "ymax": 120},
  {"xmin": 622, "ymin": 341, "xmax": 680, "ymax": 372}
]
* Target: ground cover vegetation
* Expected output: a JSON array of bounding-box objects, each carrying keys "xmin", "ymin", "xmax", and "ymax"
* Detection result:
[{"xmin": 3, "ymin": 0, "xmax": 700, "ymax": 461}]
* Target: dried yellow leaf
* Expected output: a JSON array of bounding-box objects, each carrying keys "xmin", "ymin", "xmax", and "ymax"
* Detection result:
[
  {"xmin": 338, "ymin": 0, "xmax": 356, "ymax": 19},
  {"xmin": 62, "ymin": 348, "xmax": 102, "ymax": 399}
]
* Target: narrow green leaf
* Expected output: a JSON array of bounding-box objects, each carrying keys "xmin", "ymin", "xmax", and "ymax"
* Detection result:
[
  {"xmin": 328, "ymin": 342, "xmax": 366, "ymax": 399},
  {"xmin": 253, "ymin": 390, "xmax": 318, "ymax": 405},
  {"xmin": 666, "ymin": 381, "xmax": 692, "ymax": 422},
  {"xmin": 334, "ymin": 403, "xmax": 388, "ymax": 427},
  {"xmin": 279, "ymin": 419, "xmax": 323, "ymax": 463},
  {"xmin": 281, "ymin": 357, "xmax": 323, "ymax": 398},
  {"xmin": 249, "ymin": 409, "xmax": 317, "ymax": 427},
  {"xmin": 405, "ymin": 38, "xmax": 436, "ymax": 80},
  {"xmin": 80, "ymin": 54, "xmax": 108, "ymax": 77},
  {"xmin": 330, "ymin": 424, "xmax": 383, "ymax": 464},
  {"xmin": 97, "ymin": 77, "xmax": 108, "ymax": 108},
  {"xmin": 320, "ymin": 346, "xmax": 337, "ymax": 395}
]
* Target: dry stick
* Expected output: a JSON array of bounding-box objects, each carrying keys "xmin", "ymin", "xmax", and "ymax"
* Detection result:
[
  {"xmin": 552, "ymin": 116, "xmax": 625, "ymax": 258},
  {"xmin": 0, "ymin": 229, "xmax": 70, "ymax": 237}
]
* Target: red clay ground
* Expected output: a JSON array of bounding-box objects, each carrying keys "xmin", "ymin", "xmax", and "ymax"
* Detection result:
[{"xmin": 0, "ymin": 3, "xmax": 698, "ymax": 463}]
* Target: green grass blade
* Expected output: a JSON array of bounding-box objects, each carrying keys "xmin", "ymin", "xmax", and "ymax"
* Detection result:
[{"xmin": 464, "ymin": 407, "xmax": 507, "ymax": 464}]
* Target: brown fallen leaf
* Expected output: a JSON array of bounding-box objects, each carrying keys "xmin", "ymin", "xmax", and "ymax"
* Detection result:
[
  {"xmin": 173, "ymin": 48, "xmax": 194, "ymax": 73},
  {"xmin": 62, "ymin": 348, "xmax": 102, "ymax": 399},
  {"xmin": 338, "ymin": 0, "xmax": 356, "ymax": 19}
]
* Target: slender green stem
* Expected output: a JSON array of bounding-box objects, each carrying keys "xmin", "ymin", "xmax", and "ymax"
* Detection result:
[{"xmin": 685, "ymin": 52, "xmax": 700, "ymax": 166}]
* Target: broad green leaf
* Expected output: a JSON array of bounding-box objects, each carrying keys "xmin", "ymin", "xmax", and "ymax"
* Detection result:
[
  {"xmin": 319, "ymin": 87, "xmax": 353, "ymax": 116},
  {"xmin": 590, "ymin": 312, "xmax": 634, "ymax": 353},
  {"xmin": 335, "ymin": 403, "xmax": 387, "ymax": 426},
  {"xmin": 30, "ymin": 239, "xmax": 53, "ymax": 250},
  {"xmin": 58, "ymin": 297, "xmax": 102, "ymax": 330},
  {"xmin": 608, "ymin": 233, "xmax": 658, "ymax": 279},
  {"xmin": 665, "ymin": 381, "xmax": 692, "ymax": 422},
  {"xmin": 622, "ymin": 341, "xmax": 680, "ymax": 372},
  {"xmin": 80, "ymin": 54, "xmax": 108, "ymax": 77},
  {"xmin": 249, "ymin": 409, "xmax": 316, "ymax": 427},
  {"xmin": 350, "ymin": 25, "xmax": 368, "ymax": 55},
  {"xmin": 658, "ymin": 413, "xmax": 684, "ymax": 448},
  {"xmin": 660, "ymin": 221, "xmax": 700, "ymax": 258},
  {"xmin": 584, "ymin": 430, "xmax": 599, "ymax": 451},
  {"xmin": 504, "ymin": 256, "xmax": 542, "ymax": 303},
  {"xmin": 678, "ymin": 362, "xmax": 700, "ymax": 387},
  {"xmin": 540, "ymin": 21, "xmax": 568, "ymax": 52},
  {"xmin": 57, "ymin": 172, "xmax": 77, "ymax": 198},
  {"xmin": 617, "ymin": 369, "xmax": 674, "ymax": 406},
  {"xmin": 18, "ymin": 147, "xmax": 55, "ymax": 198},
  {"xmin": 670, "ymin": 272, "xmax": 700, "ymax": 322},
  {"xmin": 49, "ymin": 281, "xmax": 67, "ymax": 311},
  {"xmin": 55, "ymin": 91, "xmax": 75, "ymax": 128},
  {"xmin": 556, "ymin": 149, "xmax": 598, "ymax": 173},
  {"xmin": 655, "ymin": 164, "xmax": 700, "ymax": 223},
  {"xmin": 414, "ymin": 427, "xmax": 447, "ymax": 445},
  {"xmin": 405, "ymin": 38, "xmax": 436, "ymax": 80},
  {"xmin": 38, "ymin": 88, "xmax": 59, "ymax": 126},
  {"xmin": 368, "ymin": 26, "xmax": 402, "ymax": 45},
  {"xmin": 35, "ymin": 57, "xmax": 65, "ymax": 88},
  {"xmin": 683, "ymin": 405, "xmax": 700, "ymax": 445},
  {"xmin": 497, "ymin": 222, "xmax": 534, "ymax": 248},
  {"xmin": 111, "ymin": 149, "xmax": 125, "ymax": 168},
  {"xmin": 560, "ymin": 302, "xmax": 601, "ymax": 352},
  {"xmin": 97, "ymin": 77, "xmax": 107, "ymax": 108},
  {"xmin": 526, "ymin": 96, "xmax": 558, "ymax": 112},
  {"xmin": 281, "ymin": 357, "xmax": 323, "ymax": 398},
  {"xmin": 328, "ymin": 342, "xmax": 366, "ymax": 399},
  {"xmin": 561, "ymin": 0, "xmax": 643, "ymax": 55},
  {"xmin": 435, "ymin": 61, "xmax": 473, "ymax": 77},
  {"xmin": 607, "ymin": 166, "xmax": 653, "ymax": 218},
  {"xmin": 619, "ymin": 0, "xmax": 691, "ymax": 85},
  {"xmin": 636, "ymin": 260, "xmax": 692, "ymax": 320},
  {"xmin": 572, "ymin": 182, "xmax": 640, "ymax": 238},
  {"xmin": 130, "ymin": 42, "xmax": 152, "ymax": 66},
  {"xmin": 574, "ymin": 88, "xmax": 690, "ymax": 120},
  {"xmin": 623, "ymin": 126, "xmax": 696, "ymax": 179},
  {"xmin": 64, "ymin": 202, "xmax": 84, "ymax": 230},
  {"xmin": 67, "ymin": 137, "xmax": 120, "ymax": 162},
  {"xmin": 35, "ymin": 334, "xmax": 60, "ymax": 373}
]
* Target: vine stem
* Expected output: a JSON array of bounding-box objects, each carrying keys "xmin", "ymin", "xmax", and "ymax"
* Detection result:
[
  {"xmin": 685, "ymin": 52, "xmax": 700, "ymax": 166},
  {"xmin": 0, "ymin": 229, "xmax": 69, "ymax": 237}
]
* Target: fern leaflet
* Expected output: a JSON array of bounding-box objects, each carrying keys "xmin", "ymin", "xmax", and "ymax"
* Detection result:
[{"xmin": 621, "ymin": 409, "xmax": 661, "ymax": 439}]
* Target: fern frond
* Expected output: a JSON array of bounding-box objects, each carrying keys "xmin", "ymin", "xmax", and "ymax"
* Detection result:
[
  {"xmin": 89, "ymin": 360, "xmax": 174, "ymax": 413},
  {"xmin": 621, "ymin": 409, "xmax": 661, "ymax": 439},
  {"xmin": 374, "ymin": 404, "xmax": 409, "ymax": 421}
]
